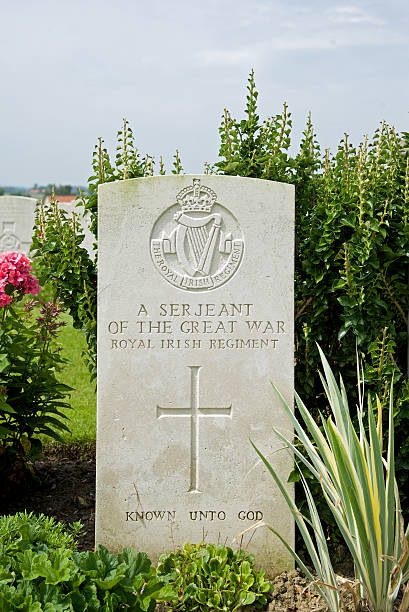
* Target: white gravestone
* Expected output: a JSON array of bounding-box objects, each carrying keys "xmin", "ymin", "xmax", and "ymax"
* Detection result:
[
  {"xmin": 0, "ymin": 195, "xmax": 94, "ymax": 257},
  {"xmin": 96, "ymin": 175, "xmax": 294, "ymax": 574},
  {"xmin": 0, "ymin": 196, "xmax": 37, "ymax": 253}
]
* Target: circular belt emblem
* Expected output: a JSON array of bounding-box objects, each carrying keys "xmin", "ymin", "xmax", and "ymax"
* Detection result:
[{"xmin": 150, "ymin": 179, "xmax": 244, "ymax": 292}]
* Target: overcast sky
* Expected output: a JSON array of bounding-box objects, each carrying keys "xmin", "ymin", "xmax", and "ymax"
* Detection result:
[{"xmin": 1, "ymin": 0, "xmax": 408, "ymax": 186}]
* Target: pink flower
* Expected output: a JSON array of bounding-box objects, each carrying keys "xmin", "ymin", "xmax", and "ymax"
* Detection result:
[
  {"xmin": 0, "ymin": 292, "xmax": 11, "ymax": 307},
  {"xmin": 0, "ymin": 251, "xmax": 41, "ymax": 307}
]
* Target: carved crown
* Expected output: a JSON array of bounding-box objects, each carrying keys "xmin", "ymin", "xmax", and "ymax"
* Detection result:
[{"xmin": 176, "ymin": 179, "xmax": 217, "ymax": 213}]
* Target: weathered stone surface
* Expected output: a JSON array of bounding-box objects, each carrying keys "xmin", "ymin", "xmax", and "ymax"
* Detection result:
[{"xmin": 96, "ymin": 175, "xmax": 294, "ymax": 574}]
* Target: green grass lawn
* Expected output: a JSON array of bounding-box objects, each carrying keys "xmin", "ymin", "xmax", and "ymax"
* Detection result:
[{"xmin": 45, "ymin": 314, "xmax": 96, "ymax": 446}]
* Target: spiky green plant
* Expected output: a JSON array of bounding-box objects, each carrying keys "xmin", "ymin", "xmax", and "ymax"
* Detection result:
[{"xmin": 253, "ymin": 347, "xmax": 409, "ymax": 612}]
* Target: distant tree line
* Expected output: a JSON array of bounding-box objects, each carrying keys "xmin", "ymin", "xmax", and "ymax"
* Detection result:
[{"xmin": 0, "ymin": 184, "xmax": 88, "ymax": 197}]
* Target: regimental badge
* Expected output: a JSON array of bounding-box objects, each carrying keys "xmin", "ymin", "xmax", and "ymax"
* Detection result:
[
  {"xmin": 150, "ymin": 179, "xmax": 244, "ymax": 291},
  {"xmin": 0, "ymin": 223, "xmax": 22, "ymax": 252}
]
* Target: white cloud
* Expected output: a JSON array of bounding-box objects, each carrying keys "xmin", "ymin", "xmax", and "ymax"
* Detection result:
[
  {"xmin": 198, "ymin": 26, "xmax": 407, "ymax": 67},
  {"xmin": 197, "ymin": 1, "xmax": 406, "ymax": 68},
  {"xmin": 328, "ymin": 5, "xmax": 384, "ymax": 25}
]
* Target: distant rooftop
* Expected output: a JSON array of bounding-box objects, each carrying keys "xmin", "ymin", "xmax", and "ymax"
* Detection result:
[{"xmin": 51, "ymin": 194, "xmax": 78, "ymax": 203}]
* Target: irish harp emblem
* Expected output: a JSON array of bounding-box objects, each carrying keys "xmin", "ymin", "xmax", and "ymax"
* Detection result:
[{"xmin": 150, "ymin": 178, "xmax": 244, "ymax": 291}]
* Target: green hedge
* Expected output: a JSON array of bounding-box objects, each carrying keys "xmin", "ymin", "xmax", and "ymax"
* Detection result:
[{"xmin": 215, "ymin": 72, "xmax": 409, "ymax": 514}]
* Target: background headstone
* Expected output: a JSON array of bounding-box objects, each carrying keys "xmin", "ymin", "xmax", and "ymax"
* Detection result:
[
  {"xmin": 0, "ymin": 195, "xmax": 94, "ymax": 257},
  {"xmin": 96, "ymin": 175, "xmax": 294, "ymax": 574},
  {"xmin": 0, "ymin": 196, "xmax": 37, "ymax": 253}
]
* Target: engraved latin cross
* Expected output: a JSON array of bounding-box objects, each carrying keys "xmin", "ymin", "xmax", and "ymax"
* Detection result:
[{"xmin": 156, "ymin": 366, "xmax": 232, "ymax": 493}]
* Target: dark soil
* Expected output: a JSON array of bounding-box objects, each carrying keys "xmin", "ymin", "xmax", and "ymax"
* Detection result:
[{"xmin": 0, "ymin": 444, "xmax": 96, "ymax": 552}]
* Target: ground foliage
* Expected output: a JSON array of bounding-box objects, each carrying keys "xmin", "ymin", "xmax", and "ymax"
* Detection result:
[
  {"xmin": 0, "ymin": 512, "xmax": 175, "ymax": 611},
  {"xmin": 156, "ymin": 542, "xmax": 272, "ymax": 611},
  {"xmin": 31, "ymin": 73, "xmax": 409, "ymax": 520},
  {"xmin": 0, "ymin": 513, "xmax": 275, "ymax": 612}
]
